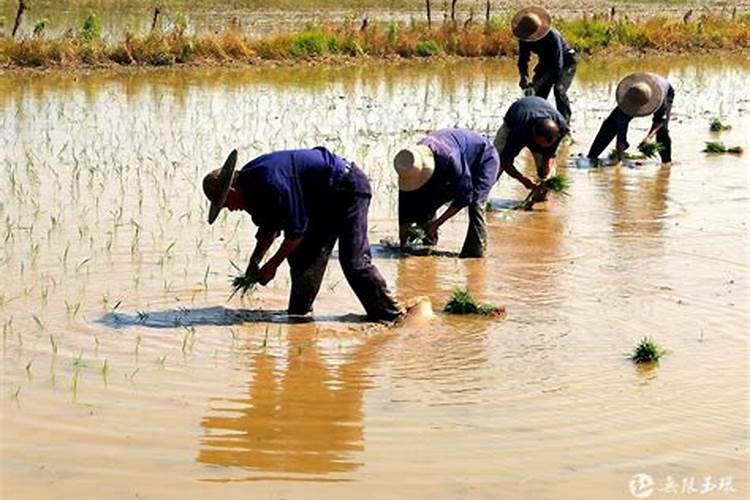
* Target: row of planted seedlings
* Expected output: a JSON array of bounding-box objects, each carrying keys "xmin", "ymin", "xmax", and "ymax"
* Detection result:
[{"xmin": 1, "ymin": 71, "xmax": 485, "ymax": 403}]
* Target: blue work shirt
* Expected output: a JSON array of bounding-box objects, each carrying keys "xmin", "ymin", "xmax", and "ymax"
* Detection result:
[
  {"xmin": 616, "ymin": 76, "xmax": 675, "ymax": 147},
  {"xmin": 235, "ymin": 147, "xmax": 351, "ymax": 239},
  {"xmin": 399, "ymin": 128, "xmax": 498, "ymax": 224},
  {"xmin": 501, "ymin": 96, "xmax": 569, "ymax": 162},
  {"xmin": 518, "ymin": 28, "xmax": 575, "ymax": 78}
]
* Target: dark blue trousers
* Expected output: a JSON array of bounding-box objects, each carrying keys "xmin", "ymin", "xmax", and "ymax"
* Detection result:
[{"xmin": 287, "ymin": 165, "xmax": 402, "ymax": 321}]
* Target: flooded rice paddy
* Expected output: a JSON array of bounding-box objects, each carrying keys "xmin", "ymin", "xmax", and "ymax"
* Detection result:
[{"xmin": 1, "ymin": 55, "xmax": 748, "ymax": 498}]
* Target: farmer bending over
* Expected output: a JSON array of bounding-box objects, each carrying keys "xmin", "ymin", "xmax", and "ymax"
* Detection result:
[
  {"xmin": 587, "ymin": 72, "xmax": 674, "ymax": 166},
  {"xmin": 494, "ymin": 96, "xmax": 569, "ymax": 199},
  {"xmin": 512, "ymin": 6, "xmax": 577, "ymax": 123},
  {"xmin": 394, "ymin": 128, "xmax": 499, "ymax": 258},
  {"xmin": 203, "ymin": 147, "xmax": 404, "ymax": 322}
]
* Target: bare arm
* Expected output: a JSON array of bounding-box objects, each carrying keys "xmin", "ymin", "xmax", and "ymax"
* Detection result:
[
  {"xmin": 425, "ymin": 204, "xmax": 463, "ymax": 240},
  {"xmin": 248, "ymin": 230, "xmax": 277, "ymax": 275},
  {"xmin": 502, "ymin": 159, "xmax": 537, "ymax": 190},
  {"xmin": 257, "ymin": 236, "xmax": 304, "ymax": 285}
]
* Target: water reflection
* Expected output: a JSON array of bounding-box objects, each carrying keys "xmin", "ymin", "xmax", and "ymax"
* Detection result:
[{"xmin": 197, "ymin": 323, "xmax": 391, "ymax": 479}]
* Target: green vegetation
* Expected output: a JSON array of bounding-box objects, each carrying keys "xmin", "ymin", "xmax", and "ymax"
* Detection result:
[
  {"xmin": 709, "ymin": 118, "xmax": 732, "ymax": 132},
  {"xmin": 1, "ymin": 13, "xmax": 748, "ymax": 69},
  {"xmin": 631, "ymin": 337, "xmax": 666, "ymax": 364},
  {"xmin": 229, "ymin": 274, "xmax": 258, "ymax": 299},
  {"xmin": 543, "ymin": 174, "xmax": 571, "ymax": 195},
  {"xmin": 703, "ymin": 141, "xmax": 743, "ymax": 154},
  {"xmin": 415, "ymin": 39, "xmax": 440, "ymax": 57},
  {"xmin": 405, "ymin": 225, "xmax": 425, "ymax": 244},
  {"xmin": 444, "ymin": 288, "xmax": 504, "ymax": 317},
  {"xmin": 637, "ymin": 141, "xmax": 665, "ymax": 159}
]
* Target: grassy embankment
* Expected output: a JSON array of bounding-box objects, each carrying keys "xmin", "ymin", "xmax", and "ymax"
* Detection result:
[{"xmin": 1, "ymin": 12, "xmax": 749, "ymax": 69}]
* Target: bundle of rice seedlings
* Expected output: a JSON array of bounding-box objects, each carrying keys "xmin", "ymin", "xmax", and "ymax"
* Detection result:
[
  {"xmin": 405, "ymin": 225, "xmax": 425, "ymax": 244},
  {"xmin": 444, "ymin": 288, "xmax": 504, "ymax": 317},
  {"xmin": 709, "ymin": 118, "xmax": 732, "ymax": 132},
  {"xmin": 631, "ymin": 337, "xmax": 666, "ymax": 364},
  {"xmin": 228, "ymin": 261, "xmax": 259, "ymax": 299},
  {"xmin": 543, "ymin": 174, "xmax": 571, "ymax": 195},
  {"xmin": 229, "ymin": 274, "xmax": 258, "ymax": 299},
  {"xmin": 703, "ymin": 141, "xmax": 728, "ymax": 153},
  {"xmin": 637, "ymin": 141, "xmax": 664, "ymax": 159}
]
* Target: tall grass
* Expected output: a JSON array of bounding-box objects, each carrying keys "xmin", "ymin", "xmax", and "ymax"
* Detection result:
[{"xmin": 1, "ymin": 13, "xmax": 748, "ymax": 68}]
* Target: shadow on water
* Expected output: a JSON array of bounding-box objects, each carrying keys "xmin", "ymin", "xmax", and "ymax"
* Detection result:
[
  {"xmin": 96, "ymin": 306, "xmax": 369, "ymax": 329},
  {"xmin": 371, "ymin": 241, "xmax": 461, "ymax": 258}
]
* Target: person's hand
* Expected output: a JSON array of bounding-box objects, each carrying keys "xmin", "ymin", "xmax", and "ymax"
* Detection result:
[
  {"xmin": 245, "ymin": 261, "xmax": 260, "ymax": 279},
  {"xmin": 257, "ymin": 263, "xmax": 277, "ymax": 286},
  {"xmin": 424, "ymin": 222, "xmax": 439, "ymax": 244},
  {"xmin": 521, "ymin": 176, "xmax": 539, "ymax": 191},
  {"xmin": 519, "ymin": 76, "xmax": 529, "ymax": 90}
]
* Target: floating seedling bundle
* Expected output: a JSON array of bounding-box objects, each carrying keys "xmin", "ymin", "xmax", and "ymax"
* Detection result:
[
  {"xmin": 444, "ymin": 288, "xmax": 504, "ymax": 317},
  {"xmin": 631, "ymin": 337, "xmax": 666, "ymax": 364},
  {"xmin": 709, "ymin": 118, "xmax": 732, "ymax": 132},
  {"xmin": 702, "ymin": 141, "xmax": 743, "ymax": 154}
]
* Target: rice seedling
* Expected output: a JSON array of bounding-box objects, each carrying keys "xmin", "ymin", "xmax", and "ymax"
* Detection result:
[
  {"xmin": 444, "ymin": 288, "xmax": 504, "ymax": 317},
  {"xmin": 543, "ymin": 174, "xmax": 571, "ymax": 195},
  {"xmin": 631, "ymin": 337, "xmax": 665, "ymax": 364},
  {"xmin": 155, "ymin": 355, "xmax": 167, "ymax": 368},
  {"xmin": 25, "ymin": 360, "xmax": 32, "ymax": 377},
  {"xmin": 405, "ymin": 225, "xmax": 426, "ymax": 244},
  {"xmin": 32, "ymin": 314, "xmax": 44, "ymax": 332},
  {"xmin": 126, "ymin": 367, "xmax": 140, "ymax": 381},
  {"xmin": 709, "ymin": 118, "xmax": 732, "ymax": 132},
  {"xmin": 637, "ymin": 141, "xmax": 664, "ymax": 159},
  {"xmin": 49, "ymin": 334, "xmax": 58, "ymax": 355},
  {"xmin": 229, "ymin": 273, "xmax": 258, "ymax": 299},
  {"xmin": 181, "ymin": 325, "xmax": 196, "ymax": 354},
  {"xmin": 703, "ymin": 141, "xmax": 744, "ymax": 154}
]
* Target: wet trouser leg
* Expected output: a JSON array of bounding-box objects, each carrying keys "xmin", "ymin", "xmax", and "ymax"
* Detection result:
[
  {"xmin": 338, "ymin": 168, "xmax": 403, "ymax": 321},
  {"xmin": 554, "ymin": 62, "xmax": 576, "ymax": 123},
  {"xmin": 587, "ymin": 109, "xmax": 620, "ymax": 159},
  {"xmin": 656, "ymin": 125, "xmax": 672, "ymax": 163},
  {"xmin": 533, "ymin": 73, "xmax": 554, "ymax": 100},
  {"xmin": 459, "ymin": 201, "xmax": 488, "ymax": 258},
  {"xmin": 493, "ymin": 125, "xmax": 511, "ymax": 181},
  {"xmin": 287, "ymin": 232, "xmax": 337, "ymax": 315}
]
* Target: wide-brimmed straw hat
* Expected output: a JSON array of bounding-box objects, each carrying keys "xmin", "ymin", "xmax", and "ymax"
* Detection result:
[
  {"xmin": 203, "ymin": 149, "xmax": 238, "ymax": 225},
  {"xmin": 511, "ymin": 7, "xmax": 552, "ymax": 42},
  {"xmin": 393, "ymin": 145, "xmax": 435, "ymax": 192},
  {"xmin": 616, "ymin": 73, "xmax": 665, "ymax": 117}
]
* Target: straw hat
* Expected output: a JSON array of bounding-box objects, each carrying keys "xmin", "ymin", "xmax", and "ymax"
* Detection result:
[
  {"xmin": 511, "ymin": 7, "xmax": 552, "ymax": 42},
  {"xmin": 393, "ymin": 145, "xmax": 435, "ymax": 192},
  {"xmin": 203, "ymin": 149, "xmax": 238, "ymax": 225},
  {"xmin": 616, "ymin": 73, "xmax": 665, "ymax": 117}
]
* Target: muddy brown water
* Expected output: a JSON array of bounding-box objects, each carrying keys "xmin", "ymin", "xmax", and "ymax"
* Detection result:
[{"xmin": 1, "ymin": 55, "xmax": 748, "ymax": 499}]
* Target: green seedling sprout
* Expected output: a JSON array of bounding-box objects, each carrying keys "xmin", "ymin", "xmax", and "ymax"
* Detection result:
[
  {"xmin": 444, "ymin": 288, "xmax": 504, "ymax": 317},
  {"xmin": 703, "ymin": 141, "xmax": 743, "ymax": 154},
  {"xmin": 637, "ymin": 141, "xmax": 665, "ymax": 159},
  {"xmin": 228, "ymin": 261, "xmax": 258, "ymax": 299},
  {"xmin": 709, "ymin": 118, "xmax": 732, "ymax": 132},
  {"xmin": 631, "ymin": 337, "xmax": 666, "ymax": 364}
]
